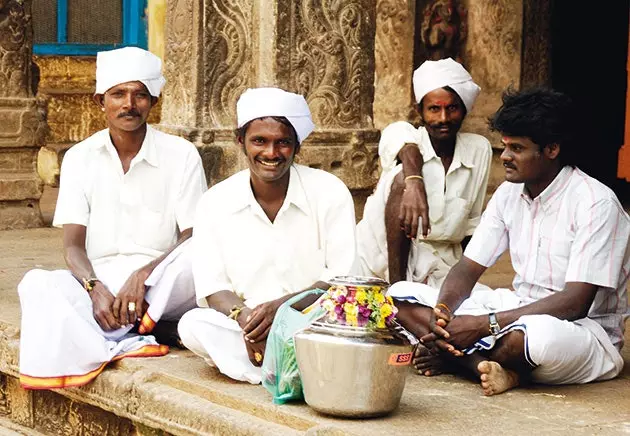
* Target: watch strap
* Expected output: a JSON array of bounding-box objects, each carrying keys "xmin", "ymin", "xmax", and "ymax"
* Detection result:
[{"xmin": 488, "ymin": 312, "xmax": 501, "ymax": 336}]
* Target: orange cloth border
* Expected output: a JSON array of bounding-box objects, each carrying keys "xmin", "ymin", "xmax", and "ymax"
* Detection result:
[
  {"xmin": 19, "ymin": 344, "xmax": 169, "ymax": 390},
  {"xmin": 138, "ymin": 312, "xmax": 157, "ymax": 334}
]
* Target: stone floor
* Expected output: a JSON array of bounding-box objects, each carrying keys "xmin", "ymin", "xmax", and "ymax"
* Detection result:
[{"xmin": 0, "ymin": 227, "xmax": 628, "ymax": 435}]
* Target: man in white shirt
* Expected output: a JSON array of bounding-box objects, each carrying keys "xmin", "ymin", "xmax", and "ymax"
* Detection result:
[
  {"xmin": 17, "ymin": 47, "xmax": 207, "ymax": 389},
  {"xmin": 390, "ymin": 87, "xmax": 629, "ymax": 395},
  {"xmin": 357, "ymin": 58, "xmax": 492, "ymax": 288},
  {"xmin": 178, "ymin": 87, "xmax": 357, "ymax": 384}
]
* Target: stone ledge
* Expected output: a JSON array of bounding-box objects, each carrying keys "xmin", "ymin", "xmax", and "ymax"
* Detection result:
[{"xmin": 0, "ymin": 174, "xmax": 43, "ymax": 202}]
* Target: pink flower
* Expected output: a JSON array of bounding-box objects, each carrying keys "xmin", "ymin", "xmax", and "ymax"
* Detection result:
[{"xmin": 335, "ymin": 295, "xmax": 346, "ymax": 304}]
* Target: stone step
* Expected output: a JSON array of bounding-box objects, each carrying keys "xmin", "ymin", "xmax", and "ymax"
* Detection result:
[{"xmin": 0, "ymin": 173, "xmax": 42, "ymax": 202}]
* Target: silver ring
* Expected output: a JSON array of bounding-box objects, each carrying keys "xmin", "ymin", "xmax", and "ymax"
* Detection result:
[{"xmin": 128, "ymin": 302, "xmax": 136, "ymax": 312}]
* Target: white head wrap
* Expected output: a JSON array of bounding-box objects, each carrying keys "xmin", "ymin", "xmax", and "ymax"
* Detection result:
[
  {"xmin": 236, "ymin": 87, "xmax": 315, "ymax": 144},
  {"xmin": 412, "ymin": 58, "xmax": 480, "ymax": 114},
  {"xmin": 95, "ymin": 47, "xmax": 166, "ymax": 97}
]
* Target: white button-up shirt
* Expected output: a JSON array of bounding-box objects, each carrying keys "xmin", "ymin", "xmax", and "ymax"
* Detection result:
[
  {"xmin": 357, "ymin": 121, "xmax": 492, "ymax": 285},
  {"xmin": 53, "ymin": 126, "xmax": 207, "ymax": 268},
  {"xmin": 465, "ymin": 166, "xmax": 630, "ymax": 349},
  {"xmin": 192, "ymin": 164, "xmax": 357, "ymax": 309}
]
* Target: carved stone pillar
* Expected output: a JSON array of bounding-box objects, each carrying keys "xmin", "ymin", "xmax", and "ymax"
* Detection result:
[
  {"xmin": 160, "ymin": 0, "xmax": 380, "ymax": 218},
  {"xmin": 0, "ymin": 0, "xmax": 46, "ymax": 229}
]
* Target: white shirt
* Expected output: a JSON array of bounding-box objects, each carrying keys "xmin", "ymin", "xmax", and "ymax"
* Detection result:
[
  {"xmin": 378, "ymin": 121, "xmax": 492, "ymax": 240},
  {"xmin": 54, "ymin": 125, "xmax": 208, "ymax": 267},
  {"xmin": 465, "ymin": 166, "xmax": 630, "ymax": 349},
  {"xmin": 357, "ymin": 121, "xmax": 491, "ymax": 285},
  {"xmin": 192, "ymin": 164, "xmax": 357, "ymax": 309}
]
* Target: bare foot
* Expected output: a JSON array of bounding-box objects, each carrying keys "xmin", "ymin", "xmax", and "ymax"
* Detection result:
[
  {"xmin": 413, "ymin": 343, "xmax": 448, "ymax": 376},
  {"xmin": 477, "ymin": 360, "xmax": 519, "ymax": 396}
]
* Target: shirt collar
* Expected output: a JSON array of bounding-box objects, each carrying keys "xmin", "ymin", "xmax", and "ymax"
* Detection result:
[
  {"xmin": 227, "ymin": 165, "xmax": 311, "ymax": 218},
  {"xmin": 419, "ymin": 128, "xmax": 476, "ymax": 170},
  {"xmin": 96, "ymin": 125, "xmax": 159, "ymax": 168},
  {"xmin": 520, "ymin": 166, "xmax": 573, "ymax": 211}
]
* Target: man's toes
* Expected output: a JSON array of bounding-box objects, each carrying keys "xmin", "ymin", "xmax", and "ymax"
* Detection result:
[{"xmin": 477, "ymin": 360, "xmax": 492, "ymax": 374}]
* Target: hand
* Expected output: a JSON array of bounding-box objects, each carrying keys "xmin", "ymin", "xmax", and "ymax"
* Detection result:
[
  {"xmin": 90, "ymin": 282, "xmax": 120, "ymax": 331},
  {"xmin": 112, "ymin": 268, "xmax": 149, "ymax": 326},
  {"xmin": 399, "ymin": 179, "xmax": 430, "ymax": 239},
  {"xmin": 443, "ymin": 315, "xmax": 487, "ymax": 351},
  {"xmin": 244, "ymin": 335, "xmax": 267, "ymax": 367},
  {"xmin": 242, "ymin": 299, "xmax": 283, "ymax": 343},
  {"xmin": 420, "ymin": 306, "xmax": 463, "ymax": 357}
]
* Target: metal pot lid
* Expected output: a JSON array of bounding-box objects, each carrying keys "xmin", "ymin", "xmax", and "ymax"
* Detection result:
[{"xmin": 329, "ymin": 275, "xmax": 390, "ymax": 287}]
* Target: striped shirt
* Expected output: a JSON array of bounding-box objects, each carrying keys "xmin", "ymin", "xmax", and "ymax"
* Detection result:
[{"xmin": 465, "ymin": 166, "xmax": 630, "ymax": 349}]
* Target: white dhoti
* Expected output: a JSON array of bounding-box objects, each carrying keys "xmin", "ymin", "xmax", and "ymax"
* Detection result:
[
  {"xmin": 388, "ymin": 282, "xmax": 624, "ymax": 385},
  {"xmin": 178, "ymin": 308, "xmax": 262, "ymax": 384},
  {"xmin": 357, "ymin": 165, "xmax": 462, "ymax": 288},
  {"xmin": 18, "ymin": 240, "xmax": 196, "ymax": 389}
]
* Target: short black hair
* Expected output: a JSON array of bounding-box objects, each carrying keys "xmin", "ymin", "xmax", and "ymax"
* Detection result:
[
  {"xmin": 234, "ymin": 116, "xmax": 299, "ymax": 145},
  {"xmin": 418, "ymin": 86, "xmax": 467, "ymax": 118},
  {"xmin": 488, "ymin": 87, "xmax": 580, "ymax": 167}
]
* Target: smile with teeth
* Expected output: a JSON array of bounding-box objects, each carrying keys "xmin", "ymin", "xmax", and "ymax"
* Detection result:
[{"xmin": 258, "ymin": 160, "xmax": 282, "ymax": 167}]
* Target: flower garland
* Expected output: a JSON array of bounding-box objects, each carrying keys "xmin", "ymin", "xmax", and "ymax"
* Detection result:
[{"xmin": 320, "ymin": 284, "xmax": 398, "ymax": 329}]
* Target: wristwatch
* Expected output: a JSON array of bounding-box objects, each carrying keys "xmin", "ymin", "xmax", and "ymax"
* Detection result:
[
  {"xmin": 82, "ymin": 277, "xmax": 100, "ymax": 292},
  {"xmin": 488, "ymin": 312, "xmax": 501, "ymax": 336}
]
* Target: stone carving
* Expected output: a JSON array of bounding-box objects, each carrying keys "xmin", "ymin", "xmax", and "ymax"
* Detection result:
[
  {"xmin": 421, "ymin": 0, "xmax": 467, "ymax": 63},
  {"xmin": 373, "ymin": 0, "xmax": 416, "ymax": 129},
  {"xmin": 521, "ymin": 0, "xmax": 551, "ymax": 87},
  {"xmin": 202, "ymin": 0, "xmax": 252, "ymax": 129},
  {"xmin": 277, "ymin": 0, "xmax": 376, "ymax": 129},
  {"xmin": 162, "ymin": 0, "xmax": 197, "ymax": 127},
  {"xmin": 0, "ymin": 0, "xmax": 31, "ymax": 98}
]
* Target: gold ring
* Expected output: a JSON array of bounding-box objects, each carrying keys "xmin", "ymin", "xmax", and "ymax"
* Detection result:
[
  {"xmin": 254, "ymin": 352, "xmax": 263, "ymax": 363},
  {"xmin": 128, "ymin": 302, "xmax": 136, "ymax": 312}
]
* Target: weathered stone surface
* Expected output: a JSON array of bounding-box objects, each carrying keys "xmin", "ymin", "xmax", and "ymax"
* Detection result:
[
  {"xmin": 373, "ymin": 0, "xmax": 417, "ymax": 130},
  {"xmin": 0, "ymin": 200, "xmax": 43, "ymax": 230},
  {"xmin": 6, "ymin": 377, "xmax": 33, "ymax": 428},
  {"xmin": 36, "ymin": 146, "xmax": 61, "ymax": 186},
  {"xmin": 0, "ymin": 0, "xmax": 45, "ymax": 229},
  {"xmin": 462, "ymin": 0, "xmax": 523, "ymax": 146}
]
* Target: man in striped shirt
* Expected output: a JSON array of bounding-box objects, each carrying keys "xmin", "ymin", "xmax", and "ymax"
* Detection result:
[{"xmin": 389, "ymin": 87, "xmax": 629, "ymax": 396}]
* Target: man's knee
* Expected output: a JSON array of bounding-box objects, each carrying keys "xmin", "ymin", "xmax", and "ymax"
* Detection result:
[
  {"xmin": 18, "ymin": 269, "xmax": 51, "ymax": 300},
  {"xmin": 516, "ymin": 314, "xmax": 582, "ymax": 366}
]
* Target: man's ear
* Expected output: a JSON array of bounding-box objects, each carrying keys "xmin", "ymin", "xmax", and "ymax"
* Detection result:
[
  {"xmin": 544, "ymin": 143, "xmax": 561, "ymax": 160},
  {"xmin": 93, "ymin": 94, "xmax": 104, "ymax": 108},
  {"xmin": 150, "ymin": 96, "xmax": 159, "ymax": 107}
]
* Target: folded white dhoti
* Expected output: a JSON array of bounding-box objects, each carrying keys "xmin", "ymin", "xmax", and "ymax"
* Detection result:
[
  {"xmin": 178, "ymin": 308, "xmax": 262, "ymax": 384},
  {"xmin": 388, "ymin": 281, "xmax": 625, "ymax": 385},
  {"xmin": 18, "ymin": 240, "xmax": 196, "ymax": 389}
]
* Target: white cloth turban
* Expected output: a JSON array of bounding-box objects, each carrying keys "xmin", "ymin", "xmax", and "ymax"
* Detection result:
[
  {"xmin": 412, "ymin": 58, "xmax": 480, "ymax": 114},
  {"xmin": 236, "ymin": 87, "xmax": 315, "ymax": 144},
  {"xmin": 95, "ymin": 47, "xmax": 166, "ymax": 97}
]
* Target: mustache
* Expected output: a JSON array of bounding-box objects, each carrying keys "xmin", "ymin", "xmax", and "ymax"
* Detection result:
[
  {"xmin": 503, "ymin": 163, "xmax": 516, "ymax": 169},
  {"xmin": 117, "ymin": 110, "xmax": 140, "ymax": 118}
]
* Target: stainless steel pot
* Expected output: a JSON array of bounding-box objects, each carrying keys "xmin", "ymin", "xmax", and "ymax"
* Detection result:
[{"xmin": 294, "ymin": 321, "xmax": 413, "ymax": 418}]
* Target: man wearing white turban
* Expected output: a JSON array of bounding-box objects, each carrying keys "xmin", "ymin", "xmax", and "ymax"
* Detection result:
[
  {"xmin": 17, "ymin": 47, "xmax": 207, "ymax": 389},
  {"xmin": 357, "ymin": 57, "xmax": 492, "ymax": 294},
  {"xmin": 178, "ymin": 87, "xmax": 357, "ymax": 383}
]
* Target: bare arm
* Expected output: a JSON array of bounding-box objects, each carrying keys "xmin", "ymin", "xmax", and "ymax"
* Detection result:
[
  {"xmin": 397, "ymin": 144, "xmax": 430, "ymax": 239},
  {"xmin": 63, "ymin": 224, "xmax": 120, "ymax": 331}
]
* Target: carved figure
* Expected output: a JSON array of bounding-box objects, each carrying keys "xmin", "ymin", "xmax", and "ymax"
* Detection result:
[{"xmin": 421, "ymin": 0, "xmax": 467, "ymax": 62}]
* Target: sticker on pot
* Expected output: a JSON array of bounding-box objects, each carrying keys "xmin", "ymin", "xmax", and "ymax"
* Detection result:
[{"xmin": 388, "ymin": 352, "xmax": 412, "ymax": 366}]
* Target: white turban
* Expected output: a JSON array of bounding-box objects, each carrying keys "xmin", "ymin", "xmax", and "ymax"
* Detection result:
[
  {"xmin": 236, "ymin": 87, "xmax": 315, "ymax": 144},
  {"xmin": 95, "ymin": 47, "xmax": 166, "ymax": 97},
  {"xmin": 412, "ymin": 58, "xmax": 480, "ymax": 114}
]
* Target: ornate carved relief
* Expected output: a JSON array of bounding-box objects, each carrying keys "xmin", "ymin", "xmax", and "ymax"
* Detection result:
[
  {"xmin": 373, "ymin": 0, "xmax": 416, "ymax": 129},
  {"xmin": 202, "ymin": 0, "xmax": 252, "ymax": 129},
  {"xmin": 420, "ymin": 0, "xmax": 467, "ymax": 63},
  {"xmin": 521, "ymin": 0, "xmax": 551, "ymax": 87},
  {"xmin": 162, "ymin": 0, "xmax": 197, "ymax": 127},
  {"xmin": 0, "ymin": 0, "xmax": 32, "ymax": 98},
  {"xmin": 277, "ymin": 0, "xmax": 376, "ymax": 129}
]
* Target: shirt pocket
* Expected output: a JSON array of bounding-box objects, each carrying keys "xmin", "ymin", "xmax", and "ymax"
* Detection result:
[{"xmin": 130, "ymin": 184, "xmax": 173, "ymax": 250}]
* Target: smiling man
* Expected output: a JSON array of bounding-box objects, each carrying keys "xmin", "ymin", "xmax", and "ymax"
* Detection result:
[
  {"xmin": 357, "ymin": 58, "xmax": 492, "ymax": 290},
  {"xmin": 178, "ymin": 87, "xmax": 357, "ymax": 383},
  {"xmin": 17, "ymin": 47, "xmax": 207, "ymax": 389},
  {"xmin": 389, "ymin": 87, "xmax": 630, "ymax": 396}
]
